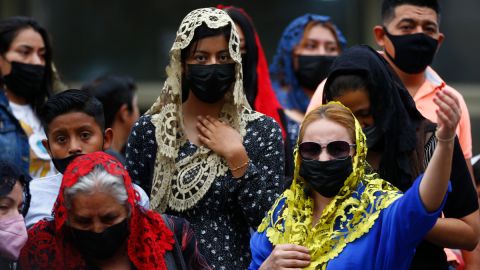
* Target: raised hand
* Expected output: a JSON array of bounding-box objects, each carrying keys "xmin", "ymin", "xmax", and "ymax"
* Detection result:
[
  {"xmin": 433, "ymin": 88, "xmax": 461, "ymax": 142},
  {"xmin": 419, "ymin": 88, "xmax": 461, "ymax": 213}
]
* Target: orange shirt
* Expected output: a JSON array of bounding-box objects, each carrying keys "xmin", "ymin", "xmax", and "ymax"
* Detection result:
[
  {"xmin": 415, "ymin": 67, "xmax": 472, "ymax": 159},
  {"xmin": 307, "ymin": 67, "xmax": 472, "ymax": 159}
]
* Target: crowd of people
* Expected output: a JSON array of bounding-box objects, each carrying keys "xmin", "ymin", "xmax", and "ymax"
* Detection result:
[{"xmin": 1, "ymin": 0, "xmax": 479, "ymax": 269}]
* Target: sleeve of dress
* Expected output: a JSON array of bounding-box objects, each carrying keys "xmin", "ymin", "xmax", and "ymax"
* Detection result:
[
  {"xmin": 133, "ymin": 184, "xmax": 150, "ymax": 210},
  {"xmin": 18, "ymin": 220, "xmax": 86, "ymax": 270},
  {"xmin": 377, "ymin": 175, "xmax": 450, "ymax": 268},
  {"xmin": 164, "ymin": 215, "xmax": 212, "ymax": 270},
  {"xmin": 248, "ymin": 231, "xmax": 274, "ymax": 270},
  {"xmin": 235, "ymin": 116, "xmax": 285, "ymax": 228},
  {"xmin": 125, "ymin": 115, "xmax": 157, "ymax": 197},
  {"xmin": 442, "ymin": 137, "xmax": 479, "ymax": 218},
  {"xmin": 248, "ymin": 199, "xmax": 285, "ymax": 270}
]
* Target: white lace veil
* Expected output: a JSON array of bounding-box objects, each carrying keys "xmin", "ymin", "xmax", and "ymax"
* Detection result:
[{"xmin": 146, "ymin": 7, "xmax": 261, "ymax": 212}]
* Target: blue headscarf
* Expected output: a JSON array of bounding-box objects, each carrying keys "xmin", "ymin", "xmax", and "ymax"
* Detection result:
[{"xmin": 270, "ymin": 14, "xmax": 347, "ymax": 113}]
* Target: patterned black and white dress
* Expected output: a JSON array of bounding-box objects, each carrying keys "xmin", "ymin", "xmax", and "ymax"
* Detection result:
[{"xmin": 126, "ymin": 114, "xmax": 284, "ymax": 270}]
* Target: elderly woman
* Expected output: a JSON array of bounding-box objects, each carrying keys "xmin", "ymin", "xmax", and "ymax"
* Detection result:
[
  {"xmin": 250, "ymin": 99, "xmax": 460, "ymax": 269},
  {"xmin": 19, "ymin": 152, "xmax": 210, "ymax": 270}
]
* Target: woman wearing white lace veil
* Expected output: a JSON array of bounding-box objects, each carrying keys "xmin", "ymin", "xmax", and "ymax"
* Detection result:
[{"xmin": 125, "ymin": 7, "xmax": 284, "ymax": 269}]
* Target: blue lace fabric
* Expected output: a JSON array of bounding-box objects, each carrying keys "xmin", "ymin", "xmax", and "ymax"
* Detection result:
[{"xmin": 270, "ymin": 14, "xmax": 347, "ymax": 113}]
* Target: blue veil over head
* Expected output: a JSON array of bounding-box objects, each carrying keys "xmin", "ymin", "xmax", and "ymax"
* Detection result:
[{"xmin": 270, "ymin": 14, "xmax": 347, "ymax": 113}]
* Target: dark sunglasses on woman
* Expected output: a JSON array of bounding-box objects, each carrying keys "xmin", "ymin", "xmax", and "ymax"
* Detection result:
[{"xmin": 299, "ymin": 141, "xmax": 355, "ymax": 160}]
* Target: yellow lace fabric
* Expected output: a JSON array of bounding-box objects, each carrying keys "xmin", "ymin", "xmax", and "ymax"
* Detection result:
[
  {"xmin": 146, "ymin": 8, "xmax": 261, "ymax": 212},
  {"xmin": 257, "ymin": 102, "xmax": 402, "ymax": 269}
]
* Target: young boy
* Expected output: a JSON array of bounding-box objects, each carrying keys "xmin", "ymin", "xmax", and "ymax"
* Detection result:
[{"xmin": 25, "ymin": 89, "xmax": 149, "ymax": 228}]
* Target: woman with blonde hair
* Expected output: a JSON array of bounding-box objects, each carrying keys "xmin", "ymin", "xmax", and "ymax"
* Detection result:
[{"xmin": 250, "ymin": 98, "xmax": 460, "ymax": 269}]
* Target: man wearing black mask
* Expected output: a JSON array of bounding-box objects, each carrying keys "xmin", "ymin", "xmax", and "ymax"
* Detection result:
[
  {"xmin": 373, "ymin": 1, "xmax": 479, "ymax": 268},
  {"xmin": 373, "ymin": 0, "xmax": 473, "ymax": 173}
]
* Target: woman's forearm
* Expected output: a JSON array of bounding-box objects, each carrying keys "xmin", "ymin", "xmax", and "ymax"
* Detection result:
[
  {"xmin": 425, "ymin": 212, "xmax": 480, "ymax": 250},
  {"xmin": 462, "ymin": 245, "xmax": 480, "ymax": 270},
  {"xmin": 419, "ymin": 139, "xmax": 454, "ymax": 212}
]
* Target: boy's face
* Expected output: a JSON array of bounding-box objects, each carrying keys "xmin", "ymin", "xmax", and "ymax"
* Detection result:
[{"xmin": 42, "ymin": 112, "xmax": 112, "ymax": 159}]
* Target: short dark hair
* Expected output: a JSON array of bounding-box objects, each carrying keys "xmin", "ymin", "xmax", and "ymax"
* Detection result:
[
  {"xmin": 38, "ymin": 89, "xmax": 105, "ymax": 134},
  {"xmin": 381, "ymin": 0, "xmax": 441, "ymax": 23},
  {"xmin": 82, "ymin": 74, "xmax": 137, "ymax": 128},
  {"xmin": 0, "ymin": 16, "xmax": 54, "ymax": 112},
  {"xmin": 325, "ymin": 74, "xmax": 368, "ymax": 100},
  {"xmin": 0, "ymin": 159, "xmax": 31, "ymax": 216}
]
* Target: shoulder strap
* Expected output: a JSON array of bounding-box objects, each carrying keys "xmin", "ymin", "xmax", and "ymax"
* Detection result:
[
  {"xmin": 422, "ymin": 122, "xmax": 438, "ymax": 168},
  {"xmin": 161, "ymin": 214, "xmax": 187, "ymax": 270}
]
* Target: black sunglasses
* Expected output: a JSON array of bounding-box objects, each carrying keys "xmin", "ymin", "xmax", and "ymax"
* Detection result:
[{"xmin": 299, "ymin": 141, "xmax": 355, "ymax": 160}]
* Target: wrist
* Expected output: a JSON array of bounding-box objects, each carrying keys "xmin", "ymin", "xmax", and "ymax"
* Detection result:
[
  {"xmin": 225, "ymin": 147, "xmax": 249, "ymax": 169},
  {"xmin": 223, "ymin": 143, "xmax": 246, "ymax": 161},
  {"xmin": 230, "ymin": 159, "xmax": 250, "ymax": 172},
  {"xmin": 435, "ymin": 130, "xmax": 455, "ymax": 143}
]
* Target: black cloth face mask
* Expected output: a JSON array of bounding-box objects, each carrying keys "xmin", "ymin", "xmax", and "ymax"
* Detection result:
[
  {"xmin": 51, "ymin": 154, "xmax": 84, "ymax": 174},
  {"xmin": 362, "ymin": 125, "xmax": 383, "ymax": 149},
  {"xmin": 3, "ymin": 61, "xmax": 45, "ymax": 98},
  {"xmin": 70, "ymin": 218, "xmax": 129, "ymax": 260},
  {"xmin": 299, "ymin": 156, "xmax": 353, "ymax": 198},
  {"xmin": 295, "ymin": 55, "xmax": 336, "ymax": 90},
  {"xmin": 185, "ymin": 63, "xmax": 236, "ymax": 104},
  {"xmin": 383, "ymin": 28, "xmax": 438, "ymax": 74}
]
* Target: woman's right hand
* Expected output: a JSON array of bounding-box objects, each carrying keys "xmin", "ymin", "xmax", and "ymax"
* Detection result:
[
  {"xmin": 434, "ymin": 88, "xmax": 461, "ymax": 142},
  {"xmin": 419, "ymin": 88, "xmax": 461, "ymax": 213},
  {"xmin": 259, "ymin": 244, "xmax": 311, "ymax": 270}
]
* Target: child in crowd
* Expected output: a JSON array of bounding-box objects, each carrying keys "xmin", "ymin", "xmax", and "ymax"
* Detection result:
[{"xmin": 25, "ymin": 89, "xmax": 148, "ymax": 228}]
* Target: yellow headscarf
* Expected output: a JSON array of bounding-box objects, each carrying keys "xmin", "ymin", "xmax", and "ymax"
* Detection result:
[{"xmin": 257, "ymin": 102, "xmax": 402, "ymax": 269}]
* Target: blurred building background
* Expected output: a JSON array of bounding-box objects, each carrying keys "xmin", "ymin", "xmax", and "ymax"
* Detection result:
[{"xmin": 1, "ymin": 0, "xmax": 479, "ymax": 154}]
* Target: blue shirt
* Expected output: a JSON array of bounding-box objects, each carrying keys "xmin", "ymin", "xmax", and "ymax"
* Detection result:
[
  {"xmin": 249, "ymin": 175, "xmax": 448, "ymax": 270},
  {"xmin": 0, "ymin": 90, "xmax": 29, "ymax": 173}
]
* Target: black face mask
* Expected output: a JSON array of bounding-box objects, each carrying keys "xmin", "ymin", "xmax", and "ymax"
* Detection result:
[
  {"xmin": 185, "ymin": 63, "xmax": 236, "ymax": 104},
  {"xmin": 70, "ymin": 218, "xmax": 129, "ymax": 260},
  {"xmin": 383, "ymin": 28, "xmax": 438, "ymax": 74},
  {"xmin": 3, "ymin": 61, "xmax": 45, "ymax": 98},
  {"xmin": 295, "ymin": 55, "xmax": 336, "ymax": 90},
  {"xmin": 181, "ymin": 74, "xmax": 190, "ymax": 103},
  {"xmin": 299, "ymin": 156, "xmax": 353, "ymax": 198},
  {"xmin": 51, "ymin": 154, "xmax": 84, "ymax": 174},
  {"xmin": 362, "ymin": 125, "xmax": 383, "ymax": 149},
  {"xmin": 241, "ymin": 53, "xmax": 248, "ymax": 77}
]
